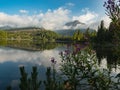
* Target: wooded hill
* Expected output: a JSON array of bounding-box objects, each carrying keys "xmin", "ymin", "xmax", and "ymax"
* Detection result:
[{"xmin": 0, "ymin": 27, "xmax": 59, "ymax": 42}]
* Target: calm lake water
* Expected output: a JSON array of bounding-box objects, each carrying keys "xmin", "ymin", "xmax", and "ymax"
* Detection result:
[
  {"xmin": 0, "ymin": 45, "xmax": 65, "ymax": 90},
  {"xmin": 0, "ymin": 43, "xmax": 120, "ymax": 90}
]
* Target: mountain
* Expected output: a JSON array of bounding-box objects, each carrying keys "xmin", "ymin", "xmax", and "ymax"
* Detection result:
[
  {"xmin": 65, "ymin": 20, "xmax": 85, "ymax": 27},
  {"xmin": 55, "ymin": 29, "xmax": 95, "ymax": 36},
  {"xmin": 0, "ymin": 25, "xmax": 13, "ymax": 30},
  {"xmin": 0, "ymin": 26, "xmax": 45, "ymax": 31}
]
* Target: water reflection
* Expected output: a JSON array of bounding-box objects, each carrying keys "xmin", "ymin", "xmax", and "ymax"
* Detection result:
[
  {"xmin": 0, "ymin": 43, "xmax": 65, "ymax": 90},
  {"xmin": 0, "ymin": 41, "xmax": 120, "ymax": 89},
  {"xmin": 0, "ymin": 46, "xmax": 64, "ymax": 68},
  {"xmin": 93, "ymin": 45, "xmax": 120, "ymax": 72},
  {"xmin": 6, "ymin": 40, "xmax": 62, "ymax": 51}
]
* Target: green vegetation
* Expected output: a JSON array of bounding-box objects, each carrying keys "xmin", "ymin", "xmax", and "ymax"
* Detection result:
[
  {"xmin": 6, "ymin": 40, "xmax": 62, "ymax": 51},
  {"xmin": 3, "ymin": 1, "xmax": 120, "ymax": 90},
  {"xmin": 33, "ymin": 30, "xmax": 59, "ymax": 42},
  {"xmin": 0, "ymin": 30, "xmax": 7, "ymax": 40},
  {"xmin": 94, "ymin": 0, "xmax": 120, "ymax": 45},
  {"xmin": 72, "ymin": 29, "xmax": 96, "ymax": 42},
  {"xmin": 73, "ymin": 30, "xmax": 84, "ymax": 41},
  {"xmin": 0, "ymin": 28, "xmax": 59, "ymax": 43},
  {"xmin": 7, "ymin": 46, "xmax": 120, "ymax": 90},
  {"xmin": 0, "ymin": 27, "xmax": 97, "ymax": 47}
]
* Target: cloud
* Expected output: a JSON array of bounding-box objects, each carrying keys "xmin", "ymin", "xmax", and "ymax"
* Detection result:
[
  {"xmin": 87, "ymin": 16, "xmax": 111, "ymax": 30},
  {"xmin": 69, "ymin": 9, "xmax": 98, "ymax": 29},
  {"xmin": 0, "ymin": 12, "xmax": 36, "ymax": 27},
  {"xmin": 101, "ymin": 16, "xmax": 111, "ymax": 28},
  {"xmin": 72, "ymin": 12, "xmax": 98, "ymax": 24},
  {"xmin": 0, "ymin": 7, "xmax": 111, "ymax": 30},
  {"xmin": 39, "ymin": 7, "xmax": 70, "ymax": 30},
  {"xmin": 19, "ymin": 9, "xmax": 29, "ymax": 14},
  {"xmin": 0, "ymin": 47, "xmax": 62, "ymax": 68},
  {"xmin": 70, "ymin": 8, "xmax": 111, "ymax": 30},
  {"xmin": 0, "ymin": 8, "xmax": 70, "ymax": 30}
]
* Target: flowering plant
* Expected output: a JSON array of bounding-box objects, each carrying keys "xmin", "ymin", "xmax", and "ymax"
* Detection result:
[
  {"xmin": 60, "ymin": 44, "xmax": 120, "ymax": 90},
  {"xmin": 103, "ymin": 0, "xmax": 120, "ymax": 22}
]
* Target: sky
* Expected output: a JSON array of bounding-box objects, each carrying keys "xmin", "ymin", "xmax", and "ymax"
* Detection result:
[{"xmin": 0, "ymin": 0, "xmax": 111, "ymax": 30}]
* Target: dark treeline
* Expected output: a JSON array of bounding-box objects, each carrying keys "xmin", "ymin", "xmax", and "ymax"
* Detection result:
[
  {"xmin": 0, "ymin": 27, "xmax": 97, "ymax": 44},
  {"xmin": 94, "ymin": 20, "xmax": 120, "ymax": 45},
  {"xmin": 92, "ymin": 20, "xmax": 120, "ymax": 69}
]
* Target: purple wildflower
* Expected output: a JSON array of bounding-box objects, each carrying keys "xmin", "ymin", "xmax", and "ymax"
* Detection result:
[
  {"xmin": 50, "ymin": 57, "xmax": 56, "ymax": 64},
  {"xmin": 106, "ymin": 5, "xmax": 110, "ymax": 9},
  {"xmin": 103, "ymin": 0, "xmax": 120, "ymax": 22},
  {"xmin": 64, "ymin": 49, "xmax": 70, "ymax": 55},
  {"xmin": 103, "ymin": 2, "xmax": 107, "ymax": 7},
  {"xmin": 108, "ymin": 0, "xmax": 111, "ymax": 4},
  {"xmin": 74, "ymin": 44, "xmax": 79, "ymax": 48},
  {"xmin": 76, "ymin": 47, "xmax": 81, "ymax": 52}
]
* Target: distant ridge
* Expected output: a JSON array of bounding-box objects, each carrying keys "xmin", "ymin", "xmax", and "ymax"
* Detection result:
[
  {"xmin": 0, "ymin": 26, "xmax": 45, "ymax": 31},
  {"xmin": 7, "ymin": 27, "xmax": 45, "ymax": 31},
  {"xmin": 0, "ymin": 25, "xmax": 13, "ymax": 30},
  {"xmin": 55, "ymin": 29, "xmax": 95, "ymax": 36}
]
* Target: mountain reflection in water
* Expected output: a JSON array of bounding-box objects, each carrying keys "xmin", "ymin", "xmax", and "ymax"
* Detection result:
[
  {"xmin": 0, "ymin": 41, "xmax": 65, "ymax": 90},
  {"xmin": 0, "ymin": 41, "xmax": 119, "ymax": 89}
]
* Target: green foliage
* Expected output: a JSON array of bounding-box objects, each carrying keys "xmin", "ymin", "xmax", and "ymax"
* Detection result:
[
  {"xmin": 44, "ymin": 58, "xmax": 64, "ymax": 90},
  {"xmin": 84, "ymin": 28, "xmax": 97, "ymax": 42},
  {"xmin": 44, "ymin": 67, "xmax": 58, "ymax": 90},
  {"xmin": 30, "ymin": 67, "xmax": 41, "ymax": 90},
  {"xmin": 103, "ymin": 0, "xmax": 120, "ymax": 45},
  {"xmin": 72, "ymin": 29, "xmax": 97, "ymax": 43},
  {"xmin": 108, "ymin": 21, "xmax": 120, "ymax": 44},
  {"xmin": 60, "ymin": 45, "xmax": 120, "ymax": 90},
  {"xmin": 19, "ymin": 66, "xmax": 41, "ymax": 90},
  {"xmin": 33, "ymin": 30, "xmax": 59, "ymax": 42},
  {"xmin": 19, "ymin": 67, "xmax": 29, "ymax": 90},
  {"xmin": 0, "ymin": 28, "xmax": 59, "ymax": 43},
  {"xmin": 0, "ymin": 30, "xmax": 7, "ymax": 40},
  {"xmin": 73, "ymin": 30, "xmax": 84, "ymax": 41},
  {"xmin": 6, "ymin": 46, "xmax": 120, "ymax": 90},
  {"xmin": 7, "ymin": 31, "xmax": 33, "ymax": 40},
  {"xmin": 103, "ymin": 0, "xmax": 120, "ymax": 23},
  {"xmin": 97, "ymin": 21, "xmax": 106, "ymax": 42},
  {"xmin": 95, "ymin": 20, "xmax": 111, "ymax": 43}
]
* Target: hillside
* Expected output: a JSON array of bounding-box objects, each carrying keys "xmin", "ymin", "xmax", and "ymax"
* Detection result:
[{"xmin": 0, "ymin": 27, "xmax": 59, "ymax": 42}]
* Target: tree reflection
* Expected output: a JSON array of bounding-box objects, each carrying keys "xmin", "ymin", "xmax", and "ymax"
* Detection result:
[
  {"xmin": 94, "ymin": 44, "xmax": 120, "ymax": 71},
  {"xmin": 0, "ymin": 40, "xmax": 64, "ymax": 51}
]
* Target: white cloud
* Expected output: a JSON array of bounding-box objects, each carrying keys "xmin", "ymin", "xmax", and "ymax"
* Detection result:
[
  {"xmin": 70, "ymin": 9, "xmax": 111, "ymax": 30},
  {"xmin": 0, "ymin": 47, "xmax": 61, "ymax": 68},
  {"xmin": 0, "ymin": 12, "xmax": 36, "ymax": 27},
  {"xmin": 101, "ymin": 16, "xmax": 111, "ymax": 28},
  {"xmin": 19, "ymin": 9, "xmax": 29, "ymax": 14},
  {"xmin": 0, "ymin": 8, "xmax": 70, "ymax": 30},
  {"xmin": 72, "ymin": 12, "xmax": 97, "ymax": 24},
  {"xmin": 40, "ymin": 7, "xmax": 70, "ymax": 30},
  {"xmin": 70, "ymin": 9, "xmax": 98, "ymax": 30},
  {"xmin": 87, "ymin": 16, "xmax": 111, "ymax": 30},
  {"xmin": 0, "ymin": 7, "xmax": 111, "ymax": 30}
]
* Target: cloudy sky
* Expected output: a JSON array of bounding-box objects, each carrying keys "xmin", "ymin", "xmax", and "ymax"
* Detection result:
[{"xmin": 0, "ymin": 0, "xmax": 111, "ymax": 30}]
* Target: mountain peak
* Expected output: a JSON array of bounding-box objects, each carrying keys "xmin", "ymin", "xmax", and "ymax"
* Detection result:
[{"xmin": 65, "ymin": 20, "xmax": 85, "ymax": 27}]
